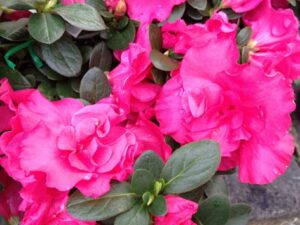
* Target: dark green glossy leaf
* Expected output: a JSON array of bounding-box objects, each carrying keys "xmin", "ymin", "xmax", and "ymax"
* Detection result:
[
  {"xmin": 0, "ymin": 18, "xmax": 28, "ymax": 41},
  {"xmin": 41, "ymin": 38, "xmax": 82, "ymax": 77},
  {"xmin": 53, "ymin": 4, "xmax": 106, "ymax": 31},
  {"xmin": 28, "ymin": 13, "xmax": 65, "ymax": 44},
  {"xmin": 81, "ymin": 45, "xmax": 93, "ymax": 65},
  {"xmin": 168, "ymin": 3, "xmax": 186, "ymax": 23},
  {"xmin": 205, "ymin": 176, "xmax": 228, "ymax": 197},
  {"xmin": 150, "ymin": 49, "xmax": 179, "ymax": 72},
  {"xmin": 149, "ymin": 24, "xmax": 162, "ymax": 50},
  {"xmin": 65, "ymin": 24, "xmax": 82, "ymax": 38},
  {"xmin": 188, "ymin": 0, "xmax": 207, "ymax": 10},
  {"xmin": 196, "ymin": 195, "xmax": 230, "ymax": 225},
  {"xmin": 114, "ymin": 204, "xmax": 150, "ymax": 225},
  {"xmin": 134, "ymin": 151, "xmax": 164, "ymax": 179},
  {"xmin": 180, "ymin": 186, "xmax": 205, "ymax": 203},
  {"xmin": 67, "ymin": 182, "xmax": 138, "ymax": 221},
  {"xmin": 117, "ymin": 16, "xmax": 129, "ymax": 30},
  {"xmin": 89, "ymin": 42, "xmax": 112, "ymax": 71},
  {"xmin": 0, "ymin": 66, "xmax": 32, "ymax": 90},
  {"xmin": 106, "ymin": 20, "xmax": 136, "ymax": 50},
  {"xmin": 142, "ymin": 192, "xmax": 154, "ymax": 206},
  {"xmin": 152, "ymin": 67, "xmax": 167, "ymax": 85},
  {"xmin": 221, "ymin": 9, "xmax": 243, "ymax": 20},
  {"xmin": 187, "ymin": 6, "xmax": 203, "ymax": 21},
  {"xmin": 79, "ymin": 67, "xmax": 111, "ymax": 103},
  {"xmin": 225, "ymin": 204, "xmax": 251, "ymax": 225},
  {"xmin": 239, "ymin": 46, "xmax": 250, "ymax": 64},
  {"xmin": 38, "ymin": 81, "xmax": 58, "ymax": 100},
  {"xmin": 162, "ymin": 141, "xmax": 221, "ymax": 194},
  {"xmin": 149, "ymin": 195, "xmax": 167, "ymax": 216},
  {"xmin": 25, "ymin": 74, "xmax": 36, "ymax": 86},
  {"xmin": 71, "ymin": 77, "xmax": 81, "ymax": 93},
  {"xmin": 289, "ymin": 0, "xmax": 297, "ymax": 7},
  {"xmin": 236, "ymin": 27, "xmax": 252, "ymax": 47},
  {"xmin": 0, "ymin": 0, "xmax": 35, "ymax": 10},
  {"xmin": 36, "ymin": 64, "xmax": 65, "ymax": 81},
  {"xmin": 131, "ymin": 169, "xmax": 155, "ymax": 195},
  {"xmin": 85, "ymin": 0, "xmax": 113, "ymax": 18},
  {"xmin": 56, "ymin": 81, "xmax": 79, "ymax": 98}
]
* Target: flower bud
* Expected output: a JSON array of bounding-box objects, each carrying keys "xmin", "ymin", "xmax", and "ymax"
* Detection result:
[{"xmin": 114, "ymin": 0, "xmax": 127, "ymax": 17}]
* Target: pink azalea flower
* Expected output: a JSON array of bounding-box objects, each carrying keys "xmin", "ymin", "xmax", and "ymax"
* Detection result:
[
  {"xmin": 0, "ymin": 170, "xmax": 22, "ymax": 221},
  {"xmin": 108, "ymin": 43, "xmax": 160, "ymax": 118},
  {"xmin": 154, "ymin": 195, "xmax": 198, "ymax": 225},
  {"xmin": 19, "ymin": 176, "xmax": 95, "ymax": 225},
  {"xmin": 61, "ymin": 0, "xmax": 85, "ymax": 5},
  {"xmin": 222, "ymin": 0, "xmax": 263, "ymax": 13},
  {"xmin": 126, "ymin": 0, "xmax": 186, "ymax": 24},
  {"xmin": 156, "ymin": 35, "xmax": 295, "ymax": 184},
  {"xmin": 0, "ymin": 79, "xmax": 33, "ymax": 134},
  {"xmin": 161, "ymin": 13, "xmax": 236, "ymax": 54},
  {"xmin": 0, "ymin": 89, "xmax": 170, "ymax": 198},
  {"xmin": 243, "ymin": 0, "xmax": 300, "ymax": 80}
]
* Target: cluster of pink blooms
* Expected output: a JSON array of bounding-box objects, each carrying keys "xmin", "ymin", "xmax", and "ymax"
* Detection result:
[{"xmin": 0, "ymin": 0, "xmax": 299, "ymax": 224}]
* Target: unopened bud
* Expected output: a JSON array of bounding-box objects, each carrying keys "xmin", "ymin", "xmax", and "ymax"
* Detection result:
[{"xmin": 114, "ymin": 0, "xmax": 127, "ymax": 17}]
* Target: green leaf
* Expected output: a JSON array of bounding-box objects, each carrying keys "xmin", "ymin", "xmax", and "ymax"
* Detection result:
[
  {"xmin": 150, "ymin": 49, "xmax": 179, "ymax": 72},
  {"xmin": 25, "ymin": 74, "xmax": 37, "ymax": 86},
  {"xmin": 149, "ymin": 24, "xmax": 162, "ymax": 50},
  {"xmin": 149, "ymin": 195, "xmax": 167, "ymax": 216},
  {"xmin": 0, "ymin": 18, "xmax": 28, "ymax": 41},
  {"xmin": 71, "ymin": 77, "xmax": 81, "ymax": 93},
  {"xmin": 36, "ymin": 64, "xmax": 65, "ymax": 81},
  {"xmin": 225, "ymin": 204, "xmax": 251, "ymax": 225},
  {"xmin": 81, "ymin": 45, "xmax": 93, "ymax": 64},
  {"xmin": 196, "ymin": 195, "xmax": 230, "ymax": 225},
  {"xmin": 85, "ymin": 0, "xmax": 107, "ymax": 12},
  {"xmin": 0, "ymin": 66, "xmax": 32, "ymax": 90},
  {"xmin": 38, "ymin": 81, "xmax": 58, "ymax": 100},
  {"xmin": 161, "ymin": 140, "xmax": 220, "ymax": 194},
  {"xmin": 0, "ymin": 0, "xmax": 35, "ymax": 10},
  {"xmin": 89, "ymin": 42, "xmax": 112, "ymax": 71},
  {"xmin": 131, "ymin": 169, "xmax": 155, "ymax": 195},
  {"xmin": 288, "ymin": 0, "xmax": 297, "ymax": 7},
  {"xmin": 115, "ymin": 204, "xmax": 150, "ymax": 225},
  {"xmin": 79, "ymin": 67, "xmax": 111, "ymax": 103},
  {"xmin": 152, "ymin": 67, "xmax": 167, "ymax": 85},
  {"xmin": 188, "ymin": 0, "xmax": 207, "ymax": 10},
  {"xmin": 187, "ymin": 7, "xmax": 203, "ymax": 21},
  {"xmin": 117, "ymin": 16, "xmax": 129, "ymax": 30},
  {"xmin": 180, "ymin": 186, "xmax": 205, "ymax": 202},
  {"xmin": 106, "ymin": 20, "xmax": 136, "ymax": 50},
  {"xmin": 239, "ymin": 46, "xmax": 250, "ymax": 64},
  {"xmin": 168, "ymin": 3, "xmax": 186, "ymax": 23},
  {"xmin": 28, "ymin": 13, "xmax": 65, "ymax": 44},
  {"xmin": 204, "ymin": 175, "xmax": 228, "ymax": 197},
  {"xmin": 53, "ymin": 4, "xmax": 106, "ymax": 31},
  {"xmin": 134, "ymin": 150, "xmax": 164, "ymax": 179},
  {"xmin": 85, "ymin": 0, "xmax": 113, "ymax": 18},
  {"xmin": 67, "ymin": 182, "xmax": 138, "ymax": 221},
  {"xmin": 221, "ymin": 9, "xmax": 243, "ymax": 20},
  {"xmin": 41, "ymin": 38, "xmax": 82, "ymax": 77},
  {"xmin": 142, "ymin": 192, "xmax": 154, "ymax": 206},
  {"xmin": 236, "ymin": 27, "xmax": 252, "ymax": 47},
  {"xmin": 56, "ymin": 81, "xmax": 79, "ymax": 98}
]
